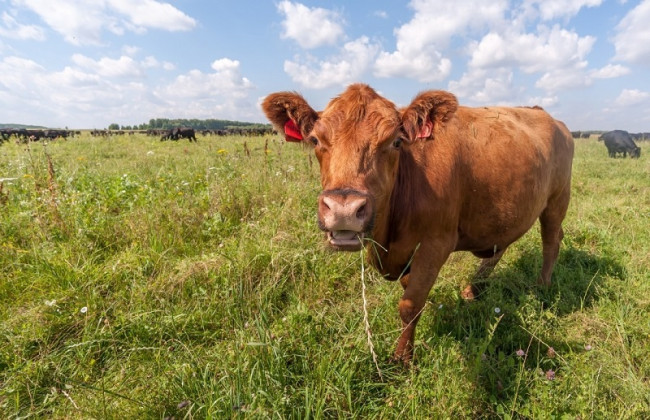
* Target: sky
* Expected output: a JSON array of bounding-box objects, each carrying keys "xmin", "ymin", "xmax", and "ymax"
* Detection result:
[{"xmin": 0, "ymin": 0, "xmax": 649, "ymax": 131}]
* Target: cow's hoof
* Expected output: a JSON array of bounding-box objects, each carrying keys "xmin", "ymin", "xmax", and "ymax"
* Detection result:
[
  {"xmin": 461, "ymin": 283, "xmax": 486, "ymax": 300},
  {"xmin": 389, "ymin": 353, "xmax": 413, "ymax": 367},
  {"xmin": 461, "ymin": 284, "xmax": 477, "ymax": 301}
]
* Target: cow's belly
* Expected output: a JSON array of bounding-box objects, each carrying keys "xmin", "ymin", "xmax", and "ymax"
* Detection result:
[{"xmin": 455, "ymin": 196, "xmax": 546, "ymax": 254}]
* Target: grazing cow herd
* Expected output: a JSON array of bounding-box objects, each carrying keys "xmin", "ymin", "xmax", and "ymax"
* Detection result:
[
  {"xmin": 0, "ymin": 126, "xmax": 274, "ymax": 146},
  {"xmin": 263, "ymin": 84, "xmax": 575, "ymax": 362},
  {"xmin": 0, "ymin": 128, "xmax": 79, "ymax": 143}
]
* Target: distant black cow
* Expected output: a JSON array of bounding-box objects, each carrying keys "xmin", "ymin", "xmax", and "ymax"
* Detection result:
[
  {"xmin": 160, "ymin": 127, "xmax": 197, "ymax": 142},
  {"xmin": 173, "ymin": 127, "xmax": 197, "ymax": 142},
  {"xmin": 160, "ymin": 129, "xmax": 176, "ymax": 141},
  {"xmin": 599, "ymin": 130, "xmax": 641, "ymax": 158}
]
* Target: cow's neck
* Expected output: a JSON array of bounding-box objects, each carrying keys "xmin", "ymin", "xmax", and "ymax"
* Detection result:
[{"xmin": 366, "ymin": 149, "xmax": 420, "ymax": 278}]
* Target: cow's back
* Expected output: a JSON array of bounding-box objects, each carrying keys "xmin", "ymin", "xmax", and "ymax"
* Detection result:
[{"xmin": 415, "ymin": 105, "xmax": 574, "ymax": 253}]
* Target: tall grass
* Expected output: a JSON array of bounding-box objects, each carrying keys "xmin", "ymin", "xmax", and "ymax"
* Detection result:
[{"xmin": 0, "ymin": 134, "xmax": 648, "ymax": 418}]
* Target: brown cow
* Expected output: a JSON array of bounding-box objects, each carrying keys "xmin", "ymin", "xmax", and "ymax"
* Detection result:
[{"xmin": 262, "ymin": 84, "xmax": 574, "ymax": 363}]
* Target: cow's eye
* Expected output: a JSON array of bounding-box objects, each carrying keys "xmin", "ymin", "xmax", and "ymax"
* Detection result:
[
  {"xmin": 307, "ymin": 136, "xmax": 318, "ymax": 146},
  {"xmin": 392, "ymin": 137, "xmax": 403, "ymax": 149}
]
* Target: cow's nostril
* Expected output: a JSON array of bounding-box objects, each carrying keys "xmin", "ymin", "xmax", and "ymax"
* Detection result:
[
  {"xmin": 321, "ymin": 196, "xmax": 334, "ymax": 211},
  {"xmin": 356, "ymin": 203, "xmax": 367, "ymax": 219}
]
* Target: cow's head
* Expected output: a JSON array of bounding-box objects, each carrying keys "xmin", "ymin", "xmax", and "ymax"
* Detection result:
[{"xmin": 262, "ymin": 84, "xmax": 458, "ymax": 251}]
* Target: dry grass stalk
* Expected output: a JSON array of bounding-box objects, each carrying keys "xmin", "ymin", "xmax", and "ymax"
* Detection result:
[{"xmin": 361, "ymin": 249, "xmax": 383, "ymax": 381}]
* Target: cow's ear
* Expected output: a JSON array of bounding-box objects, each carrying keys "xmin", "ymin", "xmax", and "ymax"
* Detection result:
[
  {"xmin": 401, "ymin": 90, "xmax": 458, "ymax": 142},
  {"xmin": 261, "ymin": 92, "xmax": 319, "ymax": 143}
]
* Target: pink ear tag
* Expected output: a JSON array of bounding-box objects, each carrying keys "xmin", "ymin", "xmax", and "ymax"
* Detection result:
[
  {"xmin": 284, "ymin": 120, "xmax": 303, "ymax": 142},
  {"xmin": 416, "ymin": 120, "xmax": 433, "ymax": 139}
]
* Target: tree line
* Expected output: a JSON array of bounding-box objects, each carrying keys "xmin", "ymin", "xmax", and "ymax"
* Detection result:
[{"xmin": 109, "ymin": 118, "xmax": 270, "ymax": 131}]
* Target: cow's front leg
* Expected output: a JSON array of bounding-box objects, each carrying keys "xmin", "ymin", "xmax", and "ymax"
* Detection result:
[{"xmin": 393, "ymin": 264, "xmax": 442, "ymax": 364}]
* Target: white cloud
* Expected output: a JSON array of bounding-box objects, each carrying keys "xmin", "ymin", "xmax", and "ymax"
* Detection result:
[
  {"xmin": 277, "ymin": 1, "xmax": 344, "ymax": 49},
  {"xmin": 613, "ymin": 0, "xmax": 650, "ymax": 65},
  {"xmin": 12, "ymin": 0, "xmax": 196, "ymax": 45},
  {"xmin": 122, "ymin": 45, "xmax": 141, "ymax": 56},
  {"xmin": 71, "ymin": 54, "xmax": 145, "ymax": 78},
  {"xmin": 614, "ymin": 89, "xmax": 650, "ymax": 106},
  {"xmin": 0, "ymin": 11, "xmax": 45, "ymax": 40},
  {"xmin": 590, "ymin": 64, "xmax": 629, "ymax": 79},
  {"xmin": 0, "ymin": 53, "xmax": 257, "ymax": 127},
  {"xmin": 107, "ymin": 0, "xmax": 196, "ymax": 32},
  {"xmin": 469, "ymin": 26, "xmax": 595, "ymax": 74},
  {"xmin": 526, "ymin": 95, "xmax": 559, "ymax": 108},
  {"xmin": 448, "ymin": 68, "xmax": 520, "ymax": 104},
  {"xmin": 535, "ymin": 65, "xmax": 591, "ymax": 91},
  {"xmin": 284, "ymin": 36, "xmax": 379, "ymax": 89},
  {"xmin": 374, "ymin": 0, "xmax": 508, "ymax": 82},
  {"xmin": 157, "ymin": 59, "xmax": 253, "ymax": 100},
  {"xmin": 153, "ymin": 58, "xmax": 255, "ymax": 119},
  {"xmin": 523, "ymin": 0, "xmax": 603, "ymax": 21},
  {"xmin": 452, "ymin": 22, "xmax": 596, "ymax": 101},
  {"xmin": 374, "ymin": 49, "xmax": 451, "ymax": 82}
]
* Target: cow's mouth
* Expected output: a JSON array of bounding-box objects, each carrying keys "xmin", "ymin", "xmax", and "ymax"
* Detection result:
[{"xmin": 326, "ymin": 230, "xmax": 365, "ymax": 251}]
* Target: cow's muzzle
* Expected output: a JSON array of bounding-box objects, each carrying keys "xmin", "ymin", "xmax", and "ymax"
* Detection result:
[{"xmin": 318, "ymin": 189, "xmax": 374, "ymax": 251}]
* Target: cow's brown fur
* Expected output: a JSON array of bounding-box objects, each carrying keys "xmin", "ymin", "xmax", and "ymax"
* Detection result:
[{"xmin": 262, "ymin": 84, "xmax": 574, "ymax": 363}]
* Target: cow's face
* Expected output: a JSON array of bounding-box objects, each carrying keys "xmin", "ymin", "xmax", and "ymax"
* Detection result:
[{"xmin": 262, "ymin": 84, "xmax": 458, "ymax": 251}]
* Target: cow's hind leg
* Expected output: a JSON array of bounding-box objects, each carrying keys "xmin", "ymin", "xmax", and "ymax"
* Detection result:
[
  {"xmin": 461, "ymin": 248, "xmax": 506, "ymax": 300},
  {"xmin": 538, "ymin": 193, "xmax": 569, "ymax": 286}
]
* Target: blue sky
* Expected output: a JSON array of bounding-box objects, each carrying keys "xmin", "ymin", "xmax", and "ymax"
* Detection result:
[{"xmin": 0, "ymin": 0, "xmax": 649, "ymax": 131}]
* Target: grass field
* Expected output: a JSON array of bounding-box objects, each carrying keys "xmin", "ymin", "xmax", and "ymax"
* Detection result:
[{"xmin": 0, "ymin": 133, "xmax": 648, "ymax": 418}]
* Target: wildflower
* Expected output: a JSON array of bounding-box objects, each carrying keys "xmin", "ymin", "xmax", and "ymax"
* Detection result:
[
  {"xmin": 494, "ymin": 307, "xmax": 501, "ymax": 314},
  {"xmin": 545, "ymin": 369, "xmax": 555, "ymax": 380},
  {"xmin": 438, "ymin": 304, "xmax": 443, "ymax": 309},
  {"xmin": 547, "ymin": 347, "xmax": 556, "ymax": 358},
  {"xmin": 80, "ymin": 306, "xmax": 88, "ymax": 314},
  {"xmin": 146, "ymin": 151, "xmax": 154, "ymax": 156},
  {"xmin": 516, "ymin": 349, "xmax": 526, "ymax": 357},
  {"xmin": 217, "ymin": 149, "xmax": 227, "ymax": 154},
  {"xmin": 584, "ymin": 344, "xmax": 592, "ymax": 351},
  {"xmin": 44, "ymin": 299, "xmax": 57, "ymax": 307}
]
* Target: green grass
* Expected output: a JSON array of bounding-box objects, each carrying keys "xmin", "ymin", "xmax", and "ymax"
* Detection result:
[{"xmin": 0, "ymin": 134, "xmax": 648, "ymax": 418}]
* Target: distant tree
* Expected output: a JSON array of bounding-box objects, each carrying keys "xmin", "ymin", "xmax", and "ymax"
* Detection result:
[{"xmin": 108, "ymin": 123, "xmax": 119, "ymax": 130}]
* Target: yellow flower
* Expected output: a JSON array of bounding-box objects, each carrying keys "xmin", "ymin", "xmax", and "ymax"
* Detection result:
[{"xmin": 217, "ymin": 149, "xmax": 227, "ymax": 154}]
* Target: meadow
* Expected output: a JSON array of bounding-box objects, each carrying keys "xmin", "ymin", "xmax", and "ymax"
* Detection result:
[{"xmin": 0, "ymin": 132, "xmax": 648, "ymax": 418}]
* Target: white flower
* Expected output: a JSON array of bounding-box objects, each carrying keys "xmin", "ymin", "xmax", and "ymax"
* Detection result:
[
  {"xmin": 494, "ymin": 307, "xmax": 501, "ymax": 314},
  {"xmin": 80, "ymin": 306, "xmax": 88, "ymax": 314},
  {"xmin": 146, "ymin": 151, "xmax": 154, "ymax": 156},
  {"xmin": 44, "ymin": 299, "xmax": 56, "ymax": 307}
]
